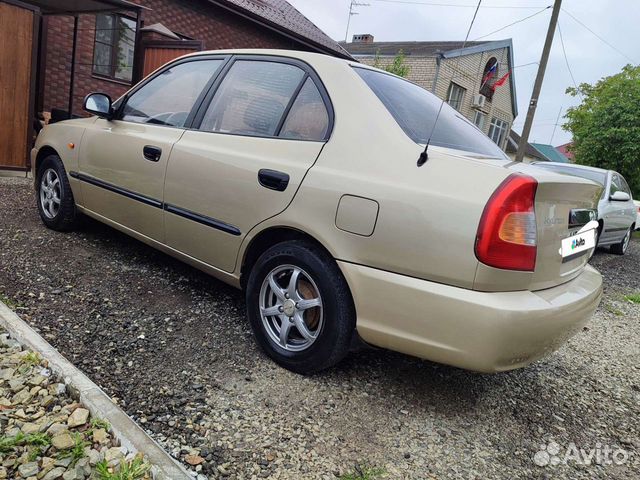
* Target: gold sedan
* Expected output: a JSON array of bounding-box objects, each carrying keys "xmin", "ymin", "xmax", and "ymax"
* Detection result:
[{"xmin": 32, "ymin": 50, "xmax": 603, "ymax": 374}]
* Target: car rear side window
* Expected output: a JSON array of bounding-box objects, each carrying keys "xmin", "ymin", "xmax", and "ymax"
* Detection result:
[
  {"xmin": 279, "ymin": 77, "xmax": 329, "ymax": 141},
  {"xmin": 354, "ymin": 67, "xmax": 507, "ymax": 159},
  {"xmin": 121, "ymin": 59, "xmax": 223, "ymax": 127},
  {"xmin": 200, "ymin": 60, "xmax": 305, "ymax": 137}
]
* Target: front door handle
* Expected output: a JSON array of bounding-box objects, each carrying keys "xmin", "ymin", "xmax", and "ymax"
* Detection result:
[
  {"xmin": 143, "ymin": 145, "xmax": 162, "ymax": 162},
  {"xmin": 258, "ymin": 169, "xmax": 289, "ymax": 192}
]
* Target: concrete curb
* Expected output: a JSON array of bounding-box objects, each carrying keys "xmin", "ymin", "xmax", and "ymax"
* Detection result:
[{"xmin": 0, "ymin": 300, "xmax": 192, "ymax": 480}]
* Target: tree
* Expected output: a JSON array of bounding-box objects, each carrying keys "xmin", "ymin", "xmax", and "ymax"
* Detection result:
[
  {"xmin": 563, "ymin": 64, "xmax": 640, "ymax": 196},
  {"xmin": 373, "ymin": 49, "xmax": 411, "ymax": 78}
]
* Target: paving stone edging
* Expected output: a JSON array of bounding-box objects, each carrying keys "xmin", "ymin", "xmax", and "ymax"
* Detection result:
[{"xmin": 0, "ymin": 300, "xmax": 192, "ymax": 480}]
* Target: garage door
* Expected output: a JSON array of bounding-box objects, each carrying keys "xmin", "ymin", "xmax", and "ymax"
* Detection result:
[{"xmin": 0, "ymin": 1, "xmax": 34, "ymax": 170}]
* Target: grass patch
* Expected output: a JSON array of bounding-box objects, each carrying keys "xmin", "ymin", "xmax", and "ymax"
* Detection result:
[
  {"xmin": 602, "ymin": 303, "xmax": 624, "ymax": 316},
  {"xmin": 624, "ymin": 292, "xmax": 640, "ymax": 304},
  {"xmin": 57, "ymin": 433, "xmax": 89, "ymax": 466},
  {"xmin": 0, "ymin": 432, "xmax": 51, "ymax": 455},
  {"xmin": 0, "ymin": 293, "xmax": 19, "ymax": 309},
  {"xmin": 96, "ymin": 455, "xmax": 151, "ymax": 480},
  {"xmin": 0, "ymin": 433, "xmax": 25, "ymax": 454},
  {"xmin": 21, "ymin": 351, "xmax": 42, "ymax": 366},
  {"xmin": 91, "ymin": 418, "xmax": 111, "ymax": 431},
  {"xmin": 340, "ymin": 464, "xmax": 386, "ymax": 480}
]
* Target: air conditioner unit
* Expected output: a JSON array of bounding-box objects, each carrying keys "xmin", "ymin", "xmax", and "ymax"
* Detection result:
[{"xmin": 472, "ymin": 94, "xmax": 486, "ymax": 109}]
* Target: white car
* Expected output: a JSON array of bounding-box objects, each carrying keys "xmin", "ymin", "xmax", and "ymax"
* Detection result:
[
  {"xmin": 532, "ymin": 162, "xmax": 636, "ymax": 254},
  {"xmin": 635, "ymin": 200, "xmax": 640, "ymax": 229}
]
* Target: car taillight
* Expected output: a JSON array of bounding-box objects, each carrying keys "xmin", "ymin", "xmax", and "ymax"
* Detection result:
[{"xmin": 475, "ymin": 174, "xmax": 538, "ymax": 271}]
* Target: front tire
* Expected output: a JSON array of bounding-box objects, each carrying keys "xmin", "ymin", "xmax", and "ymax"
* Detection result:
[
  {"xmin": 36, "ymin": 154, "xmax": 78, "ymax": 231},
  {"xmin": 610, "ymin": 227, "xmax": 631, "ymax": 255},
  {"xmin": 245, "ymin": 240, "xmax": 356, "ymax": 374}
]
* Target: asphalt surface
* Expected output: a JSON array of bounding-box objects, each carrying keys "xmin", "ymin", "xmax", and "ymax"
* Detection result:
[{"xmin": 1, "ymin": 176, "xmax": 639, "ymax": 479}]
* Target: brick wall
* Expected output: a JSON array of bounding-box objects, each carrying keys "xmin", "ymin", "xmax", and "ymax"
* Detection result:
[{"xmin": 42, "ymin": 0, "xmax": 312, "ymax": 116}]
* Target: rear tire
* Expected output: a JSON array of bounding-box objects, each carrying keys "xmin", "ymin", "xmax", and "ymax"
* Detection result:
[
  {"xmin": 245, "ymin": 240, "xmax": 356, "ymax": 374},
  {"xmin": 610, "ymin": 227, "xmax": 631, "ymax": 255},
  {"xmin": 36, "ymin": 155, "xmax": 78, "ymax": 231}
]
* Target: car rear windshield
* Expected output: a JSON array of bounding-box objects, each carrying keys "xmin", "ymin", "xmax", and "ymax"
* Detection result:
[
  {"xmin": 354, "ymin": 67, "xmax": 507, "ymax": 159},
  {"xmin": 535, "ymin": 164, "xmax": 607, "ymax": 186}
]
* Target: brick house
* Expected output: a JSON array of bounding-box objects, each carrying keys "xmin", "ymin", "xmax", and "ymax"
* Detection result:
[
  {"xmin": 41, "ymin": 0, "xmax": 351, "ymax": 118},
  {"xmin": 342, "ymin": 36, "xmax": 518, "ymax": 151}
]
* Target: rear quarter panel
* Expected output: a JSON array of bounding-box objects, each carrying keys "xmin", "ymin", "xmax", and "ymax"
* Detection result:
[{"xmin": 239, "ymin": 59, "xmax": 512, "ymax": 290}]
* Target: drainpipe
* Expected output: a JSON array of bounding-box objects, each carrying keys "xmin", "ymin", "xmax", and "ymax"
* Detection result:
[
  {"xmin": 67, "ymin": 15, "xmax": 79, "ymax": 118},
  {"xmin": 431, "ymin": 52, "xmax": 443, "ymax": 94}
]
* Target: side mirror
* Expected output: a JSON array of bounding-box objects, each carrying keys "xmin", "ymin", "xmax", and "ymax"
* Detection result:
[
  {"xmin": 610, "ymin": 191, "xmax": 631, "ymax": 202},
  {"xmin": 83, "ymin": 93, "xmax": 113, "ymax": 119}
]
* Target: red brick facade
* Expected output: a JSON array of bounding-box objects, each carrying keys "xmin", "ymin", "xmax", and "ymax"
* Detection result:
[{"xmin": 42, "ymin": 0, "xmax": 315, "ymax": 116}]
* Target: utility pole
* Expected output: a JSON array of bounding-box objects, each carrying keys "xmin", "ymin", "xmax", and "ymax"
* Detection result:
[{"xmin": 515, "ymin": 0, "xmax": 562, "ymax": 162}]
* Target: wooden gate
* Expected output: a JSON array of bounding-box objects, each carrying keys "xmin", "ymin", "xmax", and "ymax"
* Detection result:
[
  {"xmin": 142, "ymin": 40, "xmax": 203, "ymax": 78},
  {"xmin": 0, "ymin": 1, "xmax": 36, "ymax": 170}
]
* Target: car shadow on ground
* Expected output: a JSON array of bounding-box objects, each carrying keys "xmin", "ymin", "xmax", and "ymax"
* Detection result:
[{"xmin": 73, "ymin": 214, "xmax": 560, "ymax": 412}]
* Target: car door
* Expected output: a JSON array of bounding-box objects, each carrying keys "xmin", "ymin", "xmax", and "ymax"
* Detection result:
[
  {"xmin": 163, "ymin": 56, "xmax": 333, "ymax": 272},
  {"xmin": 77, "ymin": 57, "xmax": 226, "ymax": 241},
  {"xmin": 605, "ymin": 173, "xmax": 633, "ymax": 240},
  {"xmin": 618, "ymin": 174, "xmax": 637, "ymax": 229}
]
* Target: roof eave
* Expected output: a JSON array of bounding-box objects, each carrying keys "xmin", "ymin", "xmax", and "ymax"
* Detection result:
[{"xmin": 204, "ymin": 0, "xmax": 353, "ymax": 60}]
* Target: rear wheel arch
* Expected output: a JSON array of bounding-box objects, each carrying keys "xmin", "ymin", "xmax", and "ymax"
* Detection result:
[{"xmin": 240, "ymin": 227, "xmax": 336, "ymax": 290}]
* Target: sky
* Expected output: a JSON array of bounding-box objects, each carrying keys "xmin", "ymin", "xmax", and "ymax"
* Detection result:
[{"xmin": 288, "ymin": 0, "xmax": 640, "ymax": 146}]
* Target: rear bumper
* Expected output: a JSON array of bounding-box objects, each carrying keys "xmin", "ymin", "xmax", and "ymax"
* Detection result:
[{"xmin": 339, "ymin": 261, "xmax": 603, "ymax": 372}]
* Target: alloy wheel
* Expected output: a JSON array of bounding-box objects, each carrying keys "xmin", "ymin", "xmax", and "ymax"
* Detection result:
[
  {"xmin": 40, "ymin": 168, "xmax": 61, "ymax": 219},
  {"xmin": 259, "ymin": 264, "xmax": 324, "ymax": 352}
]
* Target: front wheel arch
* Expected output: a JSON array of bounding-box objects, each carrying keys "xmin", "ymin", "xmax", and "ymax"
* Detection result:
[{"xmin": 35, "ymin": 146, "xmax": 60, "ymax": 178}]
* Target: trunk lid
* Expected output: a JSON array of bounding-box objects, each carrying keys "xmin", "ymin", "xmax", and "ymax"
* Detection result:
[{"xmin": 515, "ymin": 163, "xmax": 603, "ymax": 290}]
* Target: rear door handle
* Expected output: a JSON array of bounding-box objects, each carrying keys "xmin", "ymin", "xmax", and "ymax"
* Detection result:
[
  {"xmin": 143, "ymin": 145, "xmax": 162, "ymax": 162},
  {"xmin": 258, "ymin": 169, "xmax": 289, "ymax": 192}
]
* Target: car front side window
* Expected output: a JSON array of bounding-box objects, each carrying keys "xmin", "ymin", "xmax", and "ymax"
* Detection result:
[
  {"xmin": 120, "ymin": 59, "xmax": 224, "ymax": 127},
  {"xmin": 199, "ymin": 60, "xmax": 306, "ymax": 137}
]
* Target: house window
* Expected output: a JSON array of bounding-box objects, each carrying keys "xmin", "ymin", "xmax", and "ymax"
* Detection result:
[
  {"xmin": 93, "ymin": 13, "xmax": 137, "ymax": 82},
  {"xmin": 488, "ymin": 117, "xmax": 509, "ymax": 147},
  {"xmin": 480, "ymin": 57, "xmax": 498, "ymax": 100},
  {"xmin": 446, "ymin": 82, "xmax": 466, "ymax": 111},
  {"xmin": 473, "ymin": 111, "xmax": 486, "ymax": 130}
]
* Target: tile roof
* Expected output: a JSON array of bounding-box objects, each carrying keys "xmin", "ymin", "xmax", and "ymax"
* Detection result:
[{"xmin": 211, "ymin": 0, "xmax": 352, "ymax": 59}]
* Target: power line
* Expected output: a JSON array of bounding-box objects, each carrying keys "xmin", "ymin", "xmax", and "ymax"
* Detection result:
[
  {"xmin": 368, "ymin": 0, "xmax": 547, "ymax": 9},
  {"xmin": 557, "ymin": 21, "xmax": 581, "ymax": 97},
  {"xmin": 514, "ymin": 61, "xmax": 539, "ymax": 69},
  {"xmin": 473, "ymin": 5, "xmax": 551, "ymax": 40},
  {"xmin": 561, "ymin": 8, "xmax": 637, "ymax": 64}
]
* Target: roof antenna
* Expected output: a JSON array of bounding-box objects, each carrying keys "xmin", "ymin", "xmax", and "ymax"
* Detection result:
[
  {"xmin": 418, "ymin": 0, "xmax": 482, "ymax": 167},
  {"xmin": 417, "ymin": 99, "xmax": 445, "ymax": 166}
]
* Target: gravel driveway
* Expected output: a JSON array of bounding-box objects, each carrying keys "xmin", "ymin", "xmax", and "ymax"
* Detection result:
[{"xmin": 1, "ymin": 176, "xmax": 639, "ymax": 479}]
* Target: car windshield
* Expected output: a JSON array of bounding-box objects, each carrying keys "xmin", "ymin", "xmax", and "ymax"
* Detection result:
[
  {"xmin": 534, "ymin": 164, "xmax": 607, "ymax": 186},
  {"xmin": 354, "ymin": 67, "xmax": 508, "ymax": 159}
]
